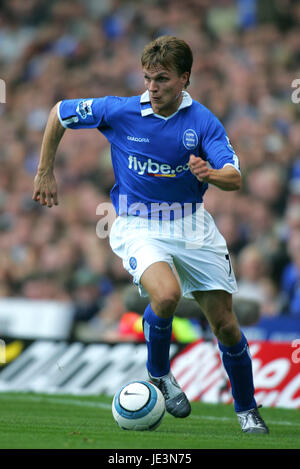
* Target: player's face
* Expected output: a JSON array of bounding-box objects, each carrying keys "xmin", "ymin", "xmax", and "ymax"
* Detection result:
[{"xmin": 143, "ymin": 65, "xmax": 189, "ymax": 117}]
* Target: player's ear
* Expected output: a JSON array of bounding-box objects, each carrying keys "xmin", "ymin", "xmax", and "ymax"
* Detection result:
[{"xmin": 181, "ymin": 72, "xmax": 190, "ymax": 89}]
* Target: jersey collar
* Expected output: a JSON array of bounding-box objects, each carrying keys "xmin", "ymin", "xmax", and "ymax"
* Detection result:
[{"xmin": 140, "ymin": 90, "xmax": 193, "ymax": 119}]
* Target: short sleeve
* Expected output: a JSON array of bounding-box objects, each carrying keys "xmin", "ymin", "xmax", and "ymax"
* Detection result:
[
  {"xmin": 201, "ymin": 112, "xmax": 240, "ymax": 173},
  {"xmin": 57, "ymin": 97, "xmax": 107, "ymax": 129}
]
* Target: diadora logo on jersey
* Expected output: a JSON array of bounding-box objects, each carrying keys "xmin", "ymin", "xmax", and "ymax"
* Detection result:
[
  {"xmin": 128, "ymin": 155, "xmax": 189, "ymax": 177},
  {"xmin": 183, "ymin": 129, "xmax": 198, "ymax": 150},
  {"xmin": 127, "ymin": 135, "xmax": 150, "ymax": 143},
  {"xmin": 76, "ymin": 99, "xmax": 93, "ymax": 119}
]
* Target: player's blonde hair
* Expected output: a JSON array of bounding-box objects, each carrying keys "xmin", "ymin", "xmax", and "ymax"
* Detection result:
[{"xmin": 141, "ymin": 36, "xmax": 193, "ymax": 88}]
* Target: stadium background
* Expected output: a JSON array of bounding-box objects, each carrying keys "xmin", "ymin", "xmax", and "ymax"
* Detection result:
[{"xmin": 0, "ymin": 0, "xmax": 299, "ymax": 408}]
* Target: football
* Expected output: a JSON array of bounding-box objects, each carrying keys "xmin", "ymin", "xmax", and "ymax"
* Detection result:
[{"xmin": 112, "ymin": 380, "xmax": 166, "ymax": 431}]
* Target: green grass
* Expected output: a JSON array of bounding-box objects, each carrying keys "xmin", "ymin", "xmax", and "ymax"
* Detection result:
[{"xmin": 0, "ymin": 392, "xmax": 299, "ymax": 449}]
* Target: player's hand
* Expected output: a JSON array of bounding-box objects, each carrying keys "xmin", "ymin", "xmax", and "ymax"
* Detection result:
[
  {"xmin": 32, "ymin": 170, "xmax": 58, "ymax": 207},
  {"xmin": 188, "ymin": 154, "xmax": 210, "ymax": 182}
]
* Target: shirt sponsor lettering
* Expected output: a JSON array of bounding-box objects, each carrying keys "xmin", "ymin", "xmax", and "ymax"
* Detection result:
[{"xmin": 128, "ymin": 155, "xmax": 189, "ymax": 177}]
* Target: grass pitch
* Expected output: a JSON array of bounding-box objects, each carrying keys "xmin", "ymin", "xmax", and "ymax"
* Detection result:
[{"xmin": 0, "ymin": 392, "xmax": 299, "ymax": 450}]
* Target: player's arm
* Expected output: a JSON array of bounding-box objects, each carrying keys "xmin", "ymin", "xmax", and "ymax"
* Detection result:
[
  {"xmin": 32, "ymin": 102, "xmax": 65, "ymax": 207},
  {"xmin": 193, "ymin": 111, "xmax": 242, "ymax": 191},
  {"xmin": 188, "ymin": 154, "xmax": 241, "ymax": 191},
  {"xmin": 33, "ymin": 97, "xmax": 110, "ymax": 207}
]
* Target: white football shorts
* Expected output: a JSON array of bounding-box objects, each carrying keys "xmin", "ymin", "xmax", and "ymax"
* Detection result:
[{"xmin": 109, "ymin": 205, "xmax": 238, "ymax": 299}]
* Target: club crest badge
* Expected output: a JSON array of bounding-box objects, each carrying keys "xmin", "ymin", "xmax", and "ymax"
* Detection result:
[
  {"xmin": 183, "ymin": 129, "xmax": 198, "ymax": 150},
  {"xmin": 129, "ymin": 257, "xmax": 137, "ymax": 270}
]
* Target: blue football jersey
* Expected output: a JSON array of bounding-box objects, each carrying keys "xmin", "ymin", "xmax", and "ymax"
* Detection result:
[{"xmin": 58, "ymin": 91, "xmax": 240, "ymax": 218}]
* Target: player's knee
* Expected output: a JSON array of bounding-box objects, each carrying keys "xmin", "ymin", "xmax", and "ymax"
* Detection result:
[
  {"xmin": 212, "ymin": 317, "xmax": 240, "ymax": 346},
  {"xmin": 152, "ymin": 289, "xmax": 181, "ymax": 318}
]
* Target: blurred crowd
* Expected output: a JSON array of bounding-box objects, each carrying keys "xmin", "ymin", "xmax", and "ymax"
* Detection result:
[{"xmin": 0, "ymin": 0, "xmax": 300, "ymax": 341}]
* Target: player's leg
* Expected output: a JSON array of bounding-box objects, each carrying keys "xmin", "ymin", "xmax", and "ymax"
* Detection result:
[
  {"xmin": 193, "ymin": 290, "xmax": 241, "ymax": 345},
  {"xmin": 140, "ymin": 261, "xmax": 191, "ymax": 417},
  {"xmin": 141, "ymin": 261, "xmax": 181, "ymax": 319},
  {"xmin": 140, "ymin": 261, "xmax": 180, "ymax": 377},
  {"xmin": 109, "ymin": 216, "xmax": 190, "ymax": 417},
  {"xmin": 193, "ymin": 289, "xmax": 269, "ymax": 433},
  {"xmin": 193, "ymin": 289, "xmax": 255, "ymax": 409}
]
